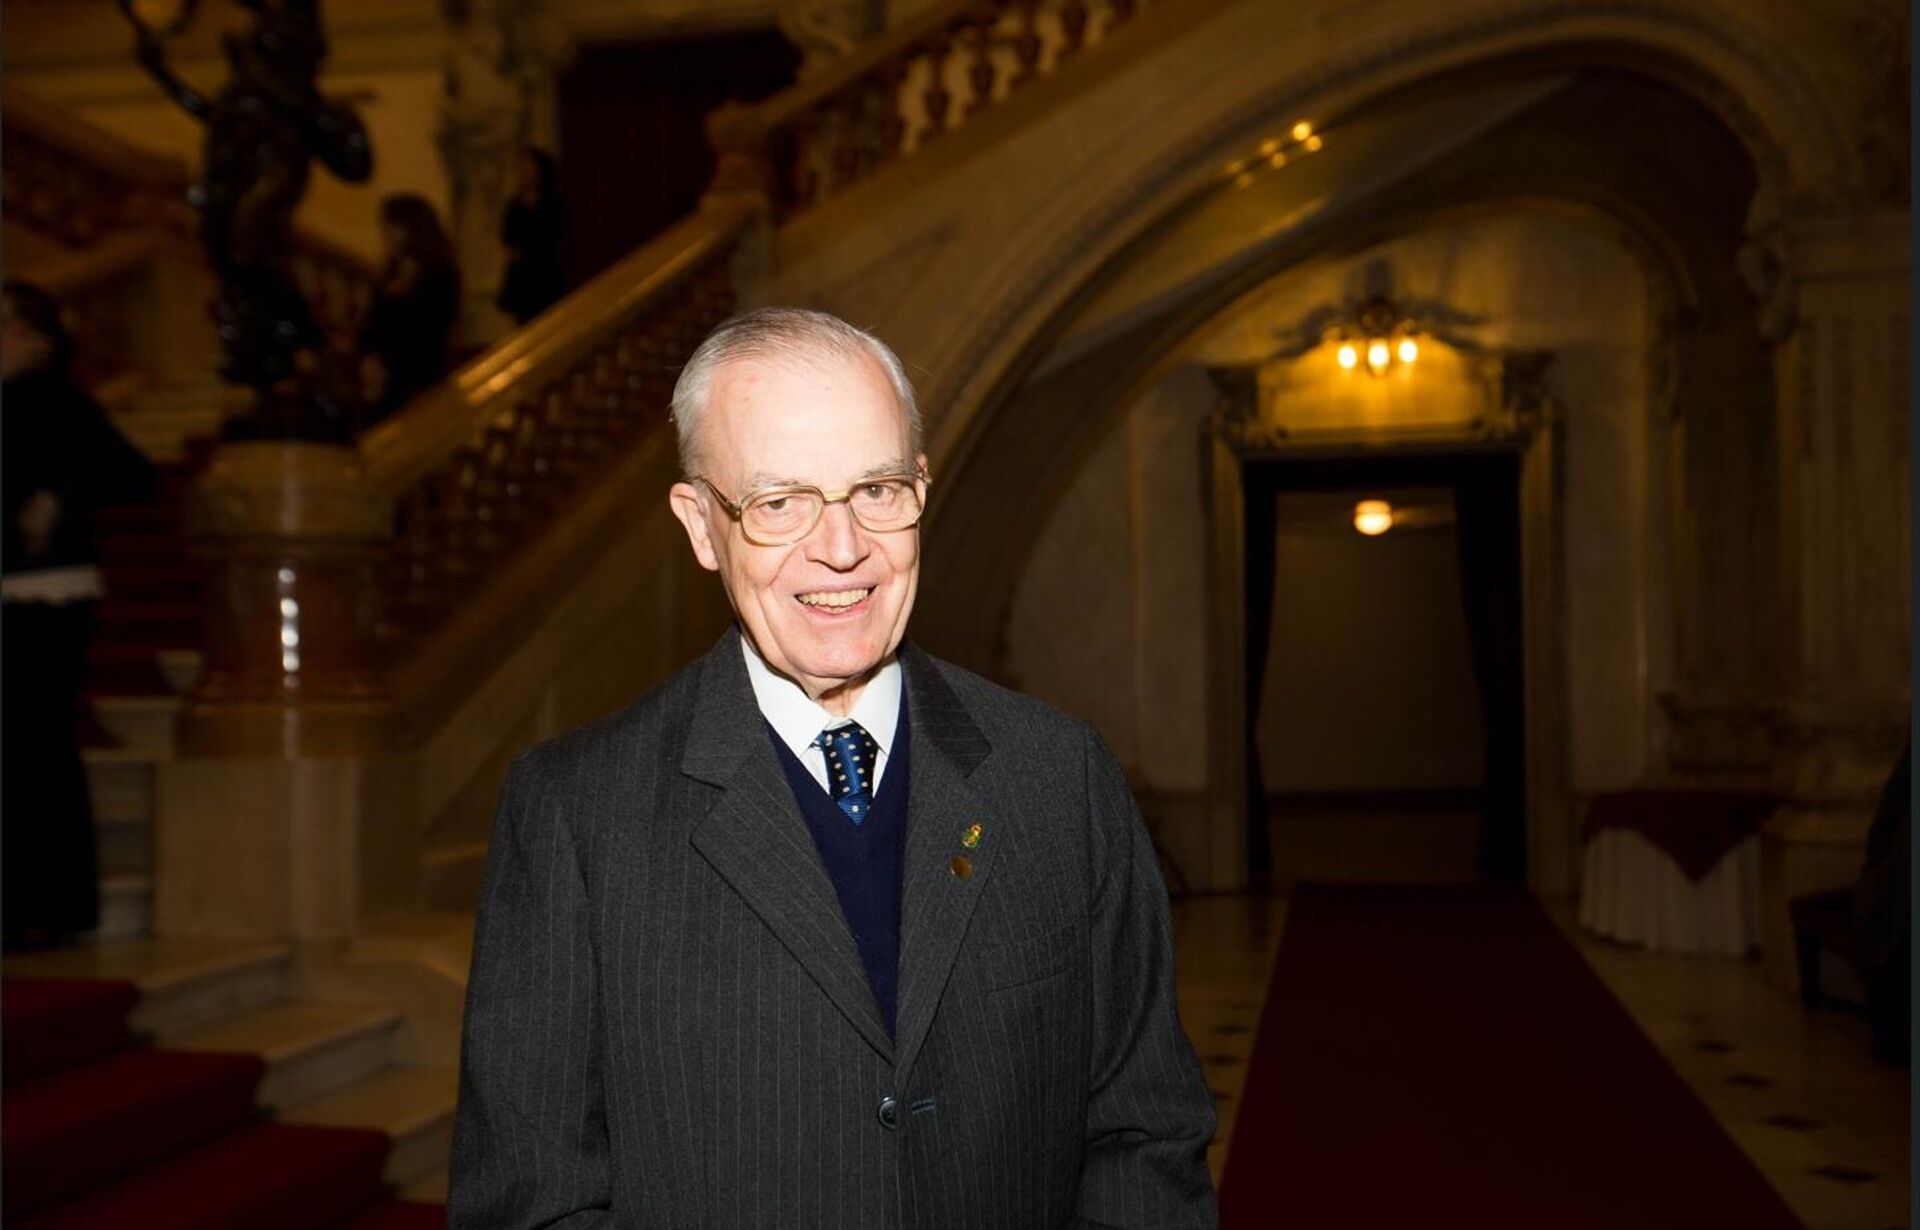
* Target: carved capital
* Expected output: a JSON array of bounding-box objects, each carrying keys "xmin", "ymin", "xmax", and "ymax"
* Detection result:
[
  {"xmin": 1658, "ymin": 689, "xmax": 1783, "ymax": 777},
  {"xmin": 189, "ymin": 442, "xmax": 393, "ymax": 543}
]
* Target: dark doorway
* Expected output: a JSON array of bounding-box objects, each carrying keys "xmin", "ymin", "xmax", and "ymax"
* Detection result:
[
  {"xmin": 1243, "ymin": 448, "xmax": 1526, "ymax": 886},
  {"xmin": 557, "ymin": 31, "xmax": 800, "ymax": 284}
]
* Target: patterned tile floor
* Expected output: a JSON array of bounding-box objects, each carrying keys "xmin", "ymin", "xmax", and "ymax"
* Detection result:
[{"xmin": 1171, "ymin": 892, "xmax": 1910, "ymax": 1228}]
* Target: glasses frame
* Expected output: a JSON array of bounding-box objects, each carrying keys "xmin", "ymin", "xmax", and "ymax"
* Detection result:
[{"xmin": 691, "ymin": 468, "xmax": 931, "ymax": 547}]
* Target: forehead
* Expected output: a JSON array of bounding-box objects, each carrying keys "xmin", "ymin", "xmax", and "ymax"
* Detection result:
[{"xmin": 702, "ymin": 349, "xmax": 909, "ymax": 479}]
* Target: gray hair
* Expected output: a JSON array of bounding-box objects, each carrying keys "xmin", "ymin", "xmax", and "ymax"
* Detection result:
[{"xmin": 669, "ymin": 306, "xmax": 922, "ymax": 475}]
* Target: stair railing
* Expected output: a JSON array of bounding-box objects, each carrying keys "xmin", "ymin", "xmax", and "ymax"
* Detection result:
[
  {"xmin": 709, "ymin": 0, "xmax": 1148, "ymax": 218},
  {"xmin": 180, "ymin": 196, "xmax": 753, "ymax": 754},
  {"xmin": 172, "ymin": 0, "xmax": 1157, "ymax": 756},
  {"xmin": 1, "ymin": 84, "xmax": 380, "ymax": 359}
]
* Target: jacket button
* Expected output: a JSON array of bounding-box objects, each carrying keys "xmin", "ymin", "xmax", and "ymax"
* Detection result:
[{"xmin": 876, "ymin": 1096, "xmax": 899, "ymax": 1130}]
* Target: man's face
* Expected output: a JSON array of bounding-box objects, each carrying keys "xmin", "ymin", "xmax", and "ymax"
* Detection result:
[{"xmin": 669, "ymin": 349, "xmax": 924, "ymax": 710}]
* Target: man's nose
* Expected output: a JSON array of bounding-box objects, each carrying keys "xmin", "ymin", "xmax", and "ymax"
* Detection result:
[{"xmin": 807, "ymin": 500, "xmax": 868, "ymax": 569}]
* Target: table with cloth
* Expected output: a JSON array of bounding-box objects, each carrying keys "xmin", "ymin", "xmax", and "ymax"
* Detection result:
[{"xmin": 1577, "ymin": 789, "xmax": 1780, "ymax": 956}]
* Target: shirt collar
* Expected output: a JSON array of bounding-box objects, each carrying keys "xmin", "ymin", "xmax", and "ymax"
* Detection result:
[{"xmin": 740, "ymin": 632, "xmax": 902, "ymax": 760}]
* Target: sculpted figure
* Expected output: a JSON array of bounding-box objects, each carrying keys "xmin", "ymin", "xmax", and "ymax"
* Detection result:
[{"xmin": 124, "ymin": 0, "xmax": 372, "ymax": 436}]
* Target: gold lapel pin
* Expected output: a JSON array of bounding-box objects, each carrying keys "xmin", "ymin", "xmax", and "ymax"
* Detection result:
[
  {"xmin": 949, "ymin": 854, "xmax": 973, "ymax": 880},
  {"xmin": 962, "ymin": 823, "xmax": 983, "ymax": 850}
]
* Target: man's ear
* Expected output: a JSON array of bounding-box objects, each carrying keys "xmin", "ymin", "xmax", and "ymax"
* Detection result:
[{"xmin": 669, "ymin": 482, "xmax": 720, "ymax": 572}]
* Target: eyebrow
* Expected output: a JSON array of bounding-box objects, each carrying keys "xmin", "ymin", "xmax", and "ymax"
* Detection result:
[{"xmin": 739, "ymin": 460, "xmax": 915, "ymax": 492}]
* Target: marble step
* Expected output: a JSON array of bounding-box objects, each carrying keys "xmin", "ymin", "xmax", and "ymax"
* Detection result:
[
  {"xmin": 281, "ymin": 1065, "xmax": 459, "ymax": 1187},
  {"xmin": 97, "ymin": 815, "xmax": 152, "ymax": 877},
  {"xmin": 2, "ymin": 937, "xmax": 293, "ymax": 1038},
  {"xmin": 87, "ymin": 752, "xmax": 157, "ymax": 825},
  {"xmin": 88, "ymin": 695, "xmax": 181, "ymax": 755},
  {"xmin": 97, "ymin": 872, "xmax": 151, "ymax": 940},
  {"xmin": 172, "ymin": 999, "xmax": 406, "ymax": 1109},
  {"xmin": 399, "ymin": 1168, "xmax": 449, "ymax": 1204}
]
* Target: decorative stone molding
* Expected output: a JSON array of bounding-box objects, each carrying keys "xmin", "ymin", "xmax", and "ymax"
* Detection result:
[
  {"xmin": 437, "ymin": 0, "xmax": 574, "ymax": 336},
  {"xmin": 189, "ymin": 442, "xmax": 394, "ymax": 543},
  {"xmin": 1658, "ymin": 689, "xmax": 1781, "ymax": 776},
  {"xmin": 778, "ymin": 0, "xmax": 885, "ymax": 76}
]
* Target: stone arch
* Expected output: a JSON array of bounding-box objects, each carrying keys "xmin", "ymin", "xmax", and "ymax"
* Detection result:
[
  {"xmin": 900, "ymin": 0, "xmax": 1878, "ymax": 476},
  {"xmin": 916, "ymin": 61, "xmax": 1777, "ymax": 682}
]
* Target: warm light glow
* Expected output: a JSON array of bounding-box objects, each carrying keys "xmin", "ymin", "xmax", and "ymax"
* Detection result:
[
  {"xmin": 1304, "ymin": 134, "xmax": 1324, "ymax": 152},
  {"xmin": 1225, "ymin": 158, "xmax": 1247, "ymax": 176},
  {"xmin": 1268, "ymin": 151, "xmax": 1287, "ymax": 169},
  {"xmin": 1291, "ymin": 121, "xmax": 1313, "ymax": 142},
  {"xmin": 1259, "ymin": 138, "xmax": 1280, "ymax": 156},
  {"xmin": 1337, "ymin": 342, "xmax": 1359, "ymax": 369},
  {"xmin": 1354, "ymin": 500, "xmax": 1394, "ymax": 536},
  {"xmin": 1397, "ymin": 337, "xmax": 1419, "ymax": 364},
  {"xmin": 1366, "ymin": 340, "xmax": 1391, "ymax": 373},
  {"xmin": 1234, "ymin": 171, "xmax": 1255, "ymax": 190}
]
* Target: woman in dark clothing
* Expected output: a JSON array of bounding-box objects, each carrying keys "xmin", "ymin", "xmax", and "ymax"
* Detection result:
[
  {"xmin": 355, "ymin": 193, "xmax": 461, "ymax": 428},
  {"xmin": 2, "ymin": 281, "xmax": 156, "ymax": 949},
  {"xmin": 496, "ymin": 147, "xmax": 566, "ymax": 325}
]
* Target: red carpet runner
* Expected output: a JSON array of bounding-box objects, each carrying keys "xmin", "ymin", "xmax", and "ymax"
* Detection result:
[
  {"xmin": 1219, "ymin": 885, "xmax": 1806, "ymax": 1229},
  {"xmin": 2, "ymin": 976, "xmax": 444, "ymax": 1229}
]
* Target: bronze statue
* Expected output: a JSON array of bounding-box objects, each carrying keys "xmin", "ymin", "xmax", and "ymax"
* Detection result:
[{"xmin": 122, "ymin": 0, "xmax": 373, "ymax": 439}]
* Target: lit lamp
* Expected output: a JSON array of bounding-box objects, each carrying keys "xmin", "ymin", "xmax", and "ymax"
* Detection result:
[
  {"xmin": 1353, "ymin": 499, "xmax": 1393, "ymax": 536},
  {"xmin": 1329, "ymin": 295, "xmax": 1421, "ymax": 378}
]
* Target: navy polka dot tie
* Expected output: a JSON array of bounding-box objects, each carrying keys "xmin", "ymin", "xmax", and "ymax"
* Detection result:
[{"xmin": 814, "ymin": 721, "xmax": 879, "ymax": 825}]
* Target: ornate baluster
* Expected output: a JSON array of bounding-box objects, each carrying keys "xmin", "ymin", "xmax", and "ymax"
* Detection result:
[
  {"xmin": 1011, "ymin": 2, "xmax": 1042, "ymax": 86},
  {"xmin": 921, "ymin": 34, "xmax": 954, "ymax": 144},
  {"xmin": 435, "ymin": 450, "xmax": 482, "ymax": 581},
  {"xmin": 1058, "ymin": 0, "xmax": 1090, "ymax": 60},
  {"xmin": 965, "ymin": 16, "xmax": 998, "ymax": 117},
  {"xmin": 879, "ymin": 61, "xmax": 909, "ymax": 158},
  {"xmin": 832, "ymin": 91, "xmax": 866, "ymax": 194},
  {"xmin": 791, "ymin": 107, "xmax": 822, "ymax": 210}
]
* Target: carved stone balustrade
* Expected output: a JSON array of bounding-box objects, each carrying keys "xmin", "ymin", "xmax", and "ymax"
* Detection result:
[
  {"xmin": 2, "ymin": 84, "xmax": 380, "ymax": 364},
  {"xmin": 708, "ymin": 0, "xmax": 1149, "ymax": 218},
  {"xmin": 178, "ymin": 198, "xmax": 754, "ymax": 756}
]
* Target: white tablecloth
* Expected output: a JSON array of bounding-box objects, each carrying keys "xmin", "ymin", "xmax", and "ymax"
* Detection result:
[{"xmin": 1578, "ymin": 827, "xmax": 1760, "ymax": 956}]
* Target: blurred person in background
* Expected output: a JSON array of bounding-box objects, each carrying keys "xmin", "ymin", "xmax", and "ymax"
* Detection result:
[
  {"xmin": 356, "ymin": 192, "xmax": 461, "ymax": 428},
  {"xmin": 496, "ymin": 146, "xmax": 566, "ymax": 326},
  {"xmin": 2, "ymin": 280, "xmax": 155, "ymax": 950}
]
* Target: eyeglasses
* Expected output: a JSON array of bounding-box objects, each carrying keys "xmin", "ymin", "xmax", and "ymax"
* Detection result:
[{"xmin": 691, "ymin": 469, "xmax": 929, "ymax": 546}]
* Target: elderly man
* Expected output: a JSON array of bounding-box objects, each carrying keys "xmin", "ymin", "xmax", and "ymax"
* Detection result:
[{"xmin": 450, "ymin": 307, "xmax": 1217, "ymax": 1229}]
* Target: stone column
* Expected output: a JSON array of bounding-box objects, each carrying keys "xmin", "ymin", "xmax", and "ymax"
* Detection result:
[
  {"xmin": 1758, "ymin": 209, "xmax": 1910, "ymax": 987},
  {"xmin": 158, "ymin": 441, "xmax": 399, "ymax": 941},
  {"xmin": 438, "ymin": 0, "xmax": 572, "ymax": 345},
  {"xmin": 180, "ymin": 441, "xmax": 393, "ymax": 756}
]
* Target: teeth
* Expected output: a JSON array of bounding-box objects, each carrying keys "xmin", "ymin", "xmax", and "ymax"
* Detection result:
[{"xmin": 797, "ymin": 588, "xmax": 871, "ymax": 609}]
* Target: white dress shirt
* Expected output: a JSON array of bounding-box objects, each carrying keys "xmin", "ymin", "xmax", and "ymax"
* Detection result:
[{"xmin": 740, "ymin": 634, "xmax": 902, "ymax": 794}]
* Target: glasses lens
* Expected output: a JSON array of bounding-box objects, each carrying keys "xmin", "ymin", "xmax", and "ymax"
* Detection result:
[
  {"xmin": 742, "ymin": 488, "xmax": 823, "ymax": 543},
  {"xmin": 850, "ymin": 479, "xmax": 922, "ymax": 530}
]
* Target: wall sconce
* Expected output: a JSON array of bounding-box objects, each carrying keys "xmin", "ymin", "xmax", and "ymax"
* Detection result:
[
  {"xmin": 1353, "ymin": 499, "xmax": 1394, "ymax": 536},
  {"xmin": 1329, "ymin": 296, "xmax": 1420, "ymax": 378}
]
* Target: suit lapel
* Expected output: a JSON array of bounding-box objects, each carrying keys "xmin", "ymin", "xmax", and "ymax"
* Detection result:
[
  {"xmin": 893, "ymin": 644, "xmax": 995, "ymax": 1085},
  {"xmin": 682, "ymin": 631, "xmax": 894, "ymax": 1061}
]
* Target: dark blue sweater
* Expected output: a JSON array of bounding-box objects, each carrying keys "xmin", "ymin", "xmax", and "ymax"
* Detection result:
[{"xmin": 765, "ymin": 698, "xmax": 909, "ymax": 1036}]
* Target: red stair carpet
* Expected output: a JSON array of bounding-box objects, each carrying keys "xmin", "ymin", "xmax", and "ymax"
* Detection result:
[
  {"xmin": 1218, "ymin": 885, "xmax": 1806, "ymax": 1229},
  {"xmin": 2, "ymin": 975, "xmax": 446, "ymax": 1229}
]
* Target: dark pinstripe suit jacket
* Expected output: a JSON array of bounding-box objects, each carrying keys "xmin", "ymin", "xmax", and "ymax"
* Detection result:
[{"xmin": 450, "ymin": 630, "xmax": 1217, "ymax": 1229}]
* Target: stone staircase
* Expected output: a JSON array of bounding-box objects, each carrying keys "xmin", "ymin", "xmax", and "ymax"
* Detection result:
[
  {"xmin": 84, "ymin": 691, "xmax": 185, "ymax": 941},
  {"xmin": 4, "ymin": 936, "xmax": 457, "ymax": 1211}
]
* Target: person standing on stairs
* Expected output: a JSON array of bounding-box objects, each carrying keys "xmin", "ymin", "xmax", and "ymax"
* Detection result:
[
  {"xmin": 1, "ymin": 281, "xmax": 155, "ymax": 951},
  {"xmin": 355, "ymin": 193, "xmax": 461, "ymax": 429},
  {"xmin": 495, "ymin": 147, "xmax": 567, "ymax": 327},
  {"xmin": 451, "ymin": 307, "xmax": 1218, "ymax": 1229}
]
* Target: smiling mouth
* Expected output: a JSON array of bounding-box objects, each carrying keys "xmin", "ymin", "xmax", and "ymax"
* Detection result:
[{"xmin": 795, "ymin": 587, "xmax": 873, "ymax": 610}]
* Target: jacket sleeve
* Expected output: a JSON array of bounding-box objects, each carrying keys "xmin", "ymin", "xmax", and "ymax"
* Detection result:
[
  {"xmin": 1073, "ymin": 725, "xmax": 1220, "ymax": 1229},
  {"xmin": 449, "ymin": 753, "xmax": 615, "ymax": 1228}
]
